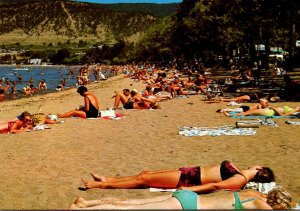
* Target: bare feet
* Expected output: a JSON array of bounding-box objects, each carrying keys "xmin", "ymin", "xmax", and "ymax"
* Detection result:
[
  {"xmin": 82, "ymin": 178, "xmax": 101, "ymax": 189},
  {"xmin": 91, "ymin": 173, "xmax": 108, "ymax": 182},
  {"xmin": 68, "ymin": 203, "xmax": 79, "ymax": 209},
  {"xmin": 68, "ymin": 197, "xmax": 89, "ymax": 209},
  {"xmin": 74, "ymin": 197, "xmax": 89, "ymax": 208}
]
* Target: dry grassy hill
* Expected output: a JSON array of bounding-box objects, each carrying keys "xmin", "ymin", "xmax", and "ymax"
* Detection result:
[{"xmin": 0, "ymin": 0, "xmax": 163, "ymax": 45}]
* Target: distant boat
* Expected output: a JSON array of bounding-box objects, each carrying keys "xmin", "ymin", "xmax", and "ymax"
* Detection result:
[{"xmin": 13, "ymin": 68, "xmax": 29, "ymax": 71}]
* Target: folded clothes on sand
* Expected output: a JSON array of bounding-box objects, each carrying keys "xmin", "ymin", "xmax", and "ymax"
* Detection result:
[
  {"xmin": 244, "ymin": 182, "xmax": 278, "ymax": 194},
  {"xmin": 257, "ymin": 118, "xmax": 278, "ymax": 127},
  {"xmin": 178, "ymin": 125, "xmax": 257, "ymax": 136},
  {"xmin": 33, "ymin": 124, "xmax": 51, "ymax": 131},
  {"xmin": 227, "ymin": 101, "xmax": 242, "ymax": 106}
]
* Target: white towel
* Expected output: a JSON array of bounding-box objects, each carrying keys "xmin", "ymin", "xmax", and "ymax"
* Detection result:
[
  {"xmin": 149, "ymin": 188, "xmax": 176, "ymax": 192},
  {"xmin": 227, "ymin": 101, "xmax": 242, "ymax": 106}
]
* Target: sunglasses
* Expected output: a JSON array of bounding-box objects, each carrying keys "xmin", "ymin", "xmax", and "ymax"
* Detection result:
[{"xmin": 24, "ymin": 118, "xmax": 31, "ymax": 122}]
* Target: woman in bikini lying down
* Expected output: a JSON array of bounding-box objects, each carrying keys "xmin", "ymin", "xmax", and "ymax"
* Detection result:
[
  {"xmin": 82, "ymin": 160, "xmax": 275, "ymax": 194},
  {"xmin": 226, "ymin": 106, "xmax": 300, "ymax": 117},
  {"xmin": 69, "ymin": 188, "xmax": 293, "ymax": 210},
  {"xmin": 0, "ymin": 111, "xmax": 33, "ymax": 134}
]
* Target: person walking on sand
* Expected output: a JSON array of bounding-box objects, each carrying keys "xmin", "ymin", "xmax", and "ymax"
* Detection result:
[{"xmin": 58, "ymin": 86, "xmax": 99, "ymax": 118}]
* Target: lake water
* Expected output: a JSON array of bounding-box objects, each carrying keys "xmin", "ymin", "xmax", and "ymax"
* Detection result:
[{"xmin": 0, "ymin": 65, "xmax": 113, "ymax": 99}]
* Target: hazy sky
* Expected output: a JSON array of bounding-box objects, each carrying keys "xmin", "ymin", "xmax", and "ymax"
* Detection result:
[{"xmin": 73, "ymin": 0, "xmax": 182, "ymax": 4}]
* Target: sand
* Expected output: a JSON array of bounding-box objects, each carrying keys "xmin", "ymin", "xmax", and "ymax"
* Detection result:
[{"xmin": 0, "ymin": 75, "xmax": 299, "ymax": 209}]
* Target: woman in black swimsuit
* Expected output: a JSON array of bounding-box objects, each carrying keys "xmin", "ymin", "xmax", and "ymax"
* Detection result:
[
  {"xmin": 58, "ymin": 86, "xmax": 99, "ymax": 118},
  {"xmin": 82, "ymin": 160, "xmax": 275, "ymax": 194}
]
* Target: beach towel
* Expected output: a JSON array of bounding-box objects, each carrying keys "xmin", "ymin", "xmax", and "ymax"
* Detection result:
[
  {"xmin": 150, "ymin": 188, "xmax": 176, "ymax": 192},
  {"xmin": 99, "ymin": 109, "xmax": 116, "ymax": 118},
  {"xmin": 33, "ymin": 124, "xmax": 51, "ymax": 131},
  {"xmin": 175, "ymin": 95, "xmax": 189, "ymax": 99},
  {"xmin": 178, "ymin": 126, "xmax": 257, "ymax": 137},
  {"xmin": 227, "ymin": 101, "xmax": 242, "ymax": 106},
  {"xmin": 84, "ymin": 113, "xmax": 125, "ymax": 120},
  {"xmin": 257, "ymin": 118, "xmax": 278, "ymax": 127},
  {"xmin": 285, "ymin": 121, "xmax": 300, "ymax": 125}
]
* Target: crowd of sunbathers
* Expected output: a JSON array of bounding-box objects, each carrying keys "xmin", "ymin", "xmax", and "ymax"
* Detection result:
[
  {"xmin": 1, "ymin": 62, "xmax": 299, "ymax": 209},
  {"xmin": 1, "ymin": 63, "xmax": 300, "ymax": 129}
]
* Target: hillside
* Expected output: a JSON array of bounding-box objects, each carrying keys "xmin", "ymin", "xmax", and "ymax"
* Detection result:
[
  {"xmin": 93, "ymin": 3, "xmax": 179, "ymax": 17},
  {"xmin": 0, "ymin": 0, "xmax": 164, "ymax": 45}
]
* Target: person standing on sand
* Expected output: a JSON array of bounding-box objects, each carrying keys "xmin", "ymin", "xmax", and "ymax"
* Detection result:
[{"xmin": 58, "ymin": 86, "xmax": 99, "ymax": 118}]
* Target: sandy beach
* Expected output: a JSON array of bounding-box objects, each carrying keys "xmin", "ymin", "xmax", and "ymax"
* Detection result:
[{"xmin": 0, "ymin": 74, "xmax": 299, "ymax": 209}]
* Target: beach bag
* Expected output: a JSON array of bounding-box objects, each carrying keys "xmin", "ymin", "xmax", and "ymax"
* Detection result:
[
  {"xmin": 100, "ymin": 109, "xmax": 116, "ymax": 118},
  {"xmin": 31, "ymin": 113, "xmax": 46, "ymax": 126}
]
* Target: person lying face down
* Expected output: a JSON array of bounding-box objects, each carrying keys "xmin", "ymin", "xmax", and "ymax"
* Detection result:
[
  {"xmin": 69, "ymin": 188, "xmax": 294, "ymax": 210},
  {"xmin": 0, "ymin": 111, "xmax": 32, "ymax": 134},
  {"xmin": 82, "ymin": 160, "xmax": 274, "ymax": 194}
]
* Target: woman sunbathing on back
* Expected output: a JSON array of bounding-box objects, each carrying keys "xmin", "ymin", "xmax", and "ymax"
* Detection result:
[
  {"xmin": 227, "ymin": 106, "xmax": 300, "ymax": 117},
  {"xmin": 82, "ymin": 160, "xmax": 275, "ymax": 194},
  {"xmin": 69, "ymin": 188, "xmax": 293, "ymax": 210}
]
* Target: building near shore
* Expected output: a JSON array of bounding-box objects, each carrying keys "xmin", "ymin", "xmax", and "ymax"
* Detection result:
[{"xmin": 29, "ymin": 58, "xmax": 42, "ymax": 65}]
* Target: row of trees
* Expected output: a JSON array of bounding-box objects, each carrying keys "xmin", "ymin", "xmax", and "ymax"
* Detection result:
[
  {"xmin": 135, "ymin": 0, "xmax": 300, "ymax": 69},
  {"xmin": 2, "ymin": 0, "xmax": 299, "ymax": 68}
]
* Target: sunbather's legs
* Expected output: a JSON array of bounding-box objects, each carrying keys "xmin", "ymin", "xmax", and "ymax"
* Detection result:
[
  {"xmin": 220, "ymin": 95, "xmax": 250, "ymax": 102},
  {"xmin": 45, "ymin": 118, "xmax": 59, "ymax": 124},
  {"xmin": 58, "ymin": 110, "xmax": 86, "ymax": 118},
  {"xmin": 72, "ymin": 194, "xmax": 173, "ymax": 209},
  {"xmin": 69, "ymin": 195, "xmax": 181, "ymax": 210},
  {"xmin": 113, "ymin": 92, "xmax": 128, "ymax": 108},
  {"xmin": 134, "ymin": 101, "xmax": 151, "ymax": 109},
  {"xmin": 0, "ymin": 123, "xmax": 8, "ymax": 133},
  {"xmin": 82, "ymin": 169, "xmax": 181, "ymax": 189},
  {"xmin": 273, "ymin": 107, "xmax": 300, "ymax": 116}
]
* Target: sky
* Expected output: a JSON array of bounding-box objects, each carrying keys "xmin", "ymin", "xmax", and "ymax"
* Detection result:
[{"xmin": 73, "ymin": 0, "xmax": 182, "ymax": 4}]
